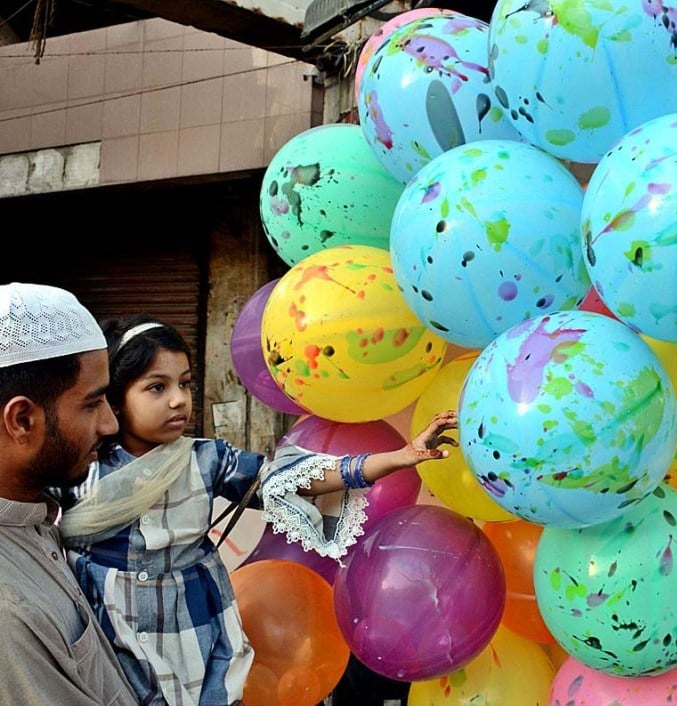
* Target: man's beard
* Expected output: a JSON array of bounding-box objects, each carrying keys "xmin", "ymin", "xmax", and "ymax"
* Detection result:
[{"xmin": 28, "ymin": 407, "xmax": 89, "ymax": 490}]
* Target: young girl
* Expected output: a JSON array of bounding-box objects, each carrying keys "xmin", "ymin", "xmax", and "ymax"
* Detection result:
[{"xmin": 56, "ymin": 313, "xmax": 457, "ymax": 706}]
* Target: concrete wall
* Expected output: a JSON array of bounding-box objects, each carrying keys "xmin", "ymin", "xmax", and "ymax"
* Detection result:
[{"xmin": 0, "ymin": 17, "xmax": 318, "ymax": 194}]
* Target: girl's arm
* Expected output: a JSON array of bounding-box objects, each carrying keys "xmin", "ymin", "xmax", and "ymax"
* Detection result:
[{"xmin": 299, "ymin": 410, "xmax": 458, "ymax": 496}]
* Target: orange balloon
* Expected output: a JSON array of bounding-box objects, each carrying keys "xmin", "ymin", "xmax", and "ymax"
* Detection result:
[
  {"xmin": 483, "ymin": 520, "xmax": 555, "ymax": 644},
  {"xmin": 231, "ymin": 559, "xmax": 350, "ymax": 706}
]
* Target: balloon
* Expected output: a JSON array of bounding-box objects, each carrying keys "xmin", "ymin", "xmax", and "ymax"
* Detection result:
[
  {"xmin": 411, "ymin": 351, "xmax": 516, "ymax": 522},
  {"xmin": 581, "ymin": 112, "xmax": 677, "ymax": 342},
  {"xmin": 354, "ymin": 7, "xmax": 456, "ymax": 102},
  {"xmin": 230, "ymin": 279, "xmax": 306, "ymax": 415},
  {"xmin": 231, "ymin": 559, "xmax": 350, "ymax": 706},
  {"xmin": 242, "ymin": 415, "xmax": 422, "ymax": 583},
  {"xmin": 358, "ymin": 13, "xmax": 522, "ymax": 184},
  {"xmin": 483, "ymin": 519, "xmax": 554, "ymax": 644},
  {"xmin": 577, "ymin": 285, "xmax": 618, "ymax": 320},
  {"xmin": 488, "ymin": 0, "xmax": 677, "ymax": 163},
  {"xmin": 333, "ymin": 505, "xmax": 505, "ymax": 681},
  {"xmin": 644, "ymin": 335, "xmax": 677, "ymax": 486},
  {"xmin": 544, "ymin": 642, "xmax": 570, "ymax": 672},
  {"xmin": 259, "ymin": 123, "xmax": 404, "ymax": 267},
  {"xmin": 459, "ymin": 310, "xmax": 677, "ymax": 527},
  {"xmin": 534, "ymin": 484, "xmax": 677, "ymax": 677},
  {"xmin": 389, "ymin": 139, "xmax": 590, "ymax": 349},
  {"xmin": 408, "ymin": 624, "xmax": 555, "ymax": 706},
  {"xmin": 240, "ymin": 524, "xmax": 339, "ymax": 585},
  {"xmin": 549, "ymin": 656, "xmax": 677, "ymax": 705},
  {"xmin": 261, "ymin": 244, "xmax": 448, "ymax": 422}
]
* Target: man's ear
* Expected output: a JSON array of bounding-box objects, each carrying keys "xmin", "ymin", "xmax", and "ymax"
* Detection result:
[{"xmin": 2, "ymin": 396, "xmax": 42, "ymax": 444}]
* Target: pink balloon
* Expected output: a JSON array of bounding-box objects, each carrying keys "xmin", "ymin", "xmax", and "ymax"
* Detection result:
[
  {"xmin": 243, "ymin": 415, "xmax": 422, "ymax": 583},
  {"xmin": 354, "ymin": 7, "xmax": 456, "ymax": 103},
  {"xmin": 550, "ymin": 656, "xmax": 677, "ymax": 705},
  {"xmin": 231, "ymin": 279, "xmax": 306, "ymax": 415},
  {"xmin": 333, "ymin": 504, "xmax": 505, "ymax": 681}
]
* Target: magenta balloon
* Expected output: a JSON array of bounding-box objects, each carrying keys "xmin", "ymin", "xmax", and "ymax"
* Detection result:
[
  {"xmin": 333, "ymin": 505, "xmax": 505, "ymax": 682},
  {"xmin": 241, "ymin": 524, "xmax": 339, "ymax": 584},
  {"xmin": 231, "ymin": 279, "xmax": 305, "ymax": 415},
  {"xmin": 550, "ymin": 656, "xmax": 677, "ymax": 705},
  {"xmin": 279, "ymin": 415, "xmax": 422, "ymax": 530}
]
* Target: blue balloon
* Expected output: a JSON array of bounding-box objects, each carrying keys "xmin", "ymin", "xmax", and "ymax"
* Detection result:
[
  {"xmin": 582, "ymin": 112, "xmax": 677, "ymax": 342},
  {"xmin": 389, "ymin": 138, "xmax": 590, "ymax": 349},
  {"xmin": 459, "ymin": 310, "xmax": 677, "ymax": 527},
  {"xmin": 488, "ymin": 0, "xmax": 677, "ymax": 163},
  {"xmin": 358, "ymin": 12, "xmax": 521, "ymax": 184}
]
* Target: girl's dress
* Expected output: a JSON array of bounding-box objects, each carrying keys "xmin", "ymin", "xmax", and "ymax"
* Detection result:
[{"xmin": 58, "ymin": 436, "xmax": 369, "ymax": 706}]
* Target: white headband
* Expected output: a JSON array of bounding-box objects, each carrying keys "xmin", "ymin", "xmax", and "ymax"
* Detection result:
[{"xmin": 114, "ymin": 322, "xmax": 164, "ymax": 355}]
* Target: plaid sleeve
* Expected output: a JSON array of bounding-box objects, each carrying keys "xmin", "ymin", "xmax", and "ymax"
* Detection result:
[{"xmin": 195, "ymin": 438, "xmax": 265, "ymax": 507}]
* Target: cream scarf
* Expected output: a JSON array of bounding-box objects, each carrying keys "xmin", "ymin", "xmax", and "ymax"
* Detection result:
[{"xmin": 59, "ymin": 436, "xmax": 194, "ymax": 545}]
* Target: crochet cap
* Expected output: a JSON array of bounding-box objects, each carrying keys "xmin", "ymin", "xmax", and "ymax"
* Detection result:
[{"xmin": 0, "ymin": 282, "xmax": 106, "ymax": 368}]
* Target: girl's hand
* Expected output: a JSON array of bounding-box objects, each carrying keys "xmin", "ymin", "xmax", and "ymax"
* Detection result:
[{"xmin": 406, "ymin": 410, "xmax": 458, "ymax": 463}]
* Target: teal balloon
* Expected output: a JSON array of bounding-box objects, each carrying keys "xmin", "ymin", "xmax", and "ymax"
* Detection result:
[
  {"xmin": 458, "ymin": 310, "xmax": 677, "ymax": 527},
  {"xmin": 534, "ymin": 484, "xmax": 677, "ymax": 677},
  {"xmin": 581, "ymin": 112, "xmax": 677, "ymax": 343},
  {"xmin": 488, "ymin": 0, "xmax": 677, "ymax": 163},
  {"xmin": 259, "ymin": 123, "xmax": 405, "ymax": 266},
  {"xmin": 389, "ymin": 139, "xmax": 589, "ymax": 349}
]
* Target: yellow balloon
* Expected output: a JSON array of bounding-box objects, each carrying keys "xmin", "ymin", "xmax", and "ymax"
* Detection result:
[
  {"xmin": 408, "ymin": 624, "xmax": 555, "ymax": 706},
  {"xmin": 261, "ymin": 245, "xmax": 448, "ymax": 422},
  {"xmin": 411, "ymin": 352, "xmax": 516, "ymax": 522},
  {"xmin": 642, "ymin": 335, "xmax": 677, "ymax": 488}
]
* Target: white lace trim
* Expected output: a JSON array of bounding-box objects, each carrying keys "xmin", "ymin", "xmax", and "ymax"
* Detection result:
[{"xmin": 260, "ymin": 452, "xmax": 369, "ymax": 561}]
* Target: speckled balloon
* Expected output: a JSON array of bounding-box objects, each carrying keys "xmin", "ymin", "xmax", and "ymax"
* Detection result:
[
  {"xmin": 259, "ymin": 123, "xmax": 405, "ymax": 267},
  {"xmin": 354, "ymin": 7, "xmax": 456, "ymax": 103},
  {"xmin": 459, "ymin": 310, "xmax": 677, "ymax": 527},
  {"xmin": 389, "ymin": 139, "xmax": 590, "ymax": 349},
  {"xmin": 550, "ymin": 655, "xmax": 677, "ymax": 705},
  {"xmin": 581, "ymin": 112, "xmax": 677, "ymax": 343},
  {"xmin": 534, "ymin": 484, "xmax": 677, "ymax": 677},
  {"xmin": 358, "ymin": 13, "xmax": 521, "ymax": 184},
  {"xmin": 488, "ymin": 0, "xmax": 677, "ymax": 163},
  {"xmin": 260, "ymin": 245, "xmax": 448, "ymax": 423}
]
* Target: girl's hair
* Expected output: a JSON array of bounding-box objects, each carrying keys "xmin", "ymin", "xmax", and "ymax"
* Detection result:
[{"xmin": 100, "ymin": 315, "xmax": 192, "ymax": 454}]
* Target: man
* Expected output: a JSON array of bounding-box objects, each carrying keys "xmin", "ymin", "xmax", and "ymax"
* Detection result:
[{"xmin": 0, "ymin": 282, "xmax": 139, "ymax": 705}]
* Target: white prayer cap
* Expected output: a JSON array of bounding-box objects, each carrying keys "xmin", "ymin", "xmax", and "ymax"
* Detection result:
[{"xmin": 0, "ymin": 282, "xmax": 106, "ymax": 368}]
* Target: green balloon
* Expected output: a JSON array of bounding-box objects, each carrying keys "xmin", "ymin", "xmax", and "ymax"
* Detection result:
[
  {"xmin": 534, "ymin": 483, "xmax": 677, "ymax": 676},
  {"xmin": 259, "ymin": 123, "xmax": 405, "ymax": 267}
]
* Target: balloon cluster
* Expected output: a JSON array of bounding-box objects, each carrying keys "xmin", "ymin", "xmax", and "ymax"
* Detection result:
[{"xmin": 225, "ymin": 2, "xmax": 677, "ymax": 703}]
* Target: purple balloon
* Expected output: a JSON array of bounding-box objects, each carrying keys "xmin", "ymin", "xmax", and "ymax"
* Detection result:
[
  {"xmin": 242, "ymin": 524, "xmax": 339, "ymax": 584},
  {"xmin": 231, "ymin": 279, "xmax": 305, "ymax": 415},
  {"xmin": 333, "ymin": 505, "xmax": 505, "ymax": 681}
]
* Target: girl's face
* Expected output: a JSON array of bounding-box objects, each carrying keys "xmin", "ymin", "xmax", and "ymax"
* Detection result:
[{"xmin": 118, "ymin": 348, "xmax": 193, "ymax": 456}]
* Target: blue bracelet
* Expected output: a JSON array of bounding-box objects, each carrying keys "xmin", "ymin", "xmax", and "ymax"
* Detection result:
[
  {"xmin": 352, "ymin": 453, "xmax": 374, "ymax": 488},
  {"xmin": 339, "ymin": 455, "xmax": 354, "ymax": 489}
]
